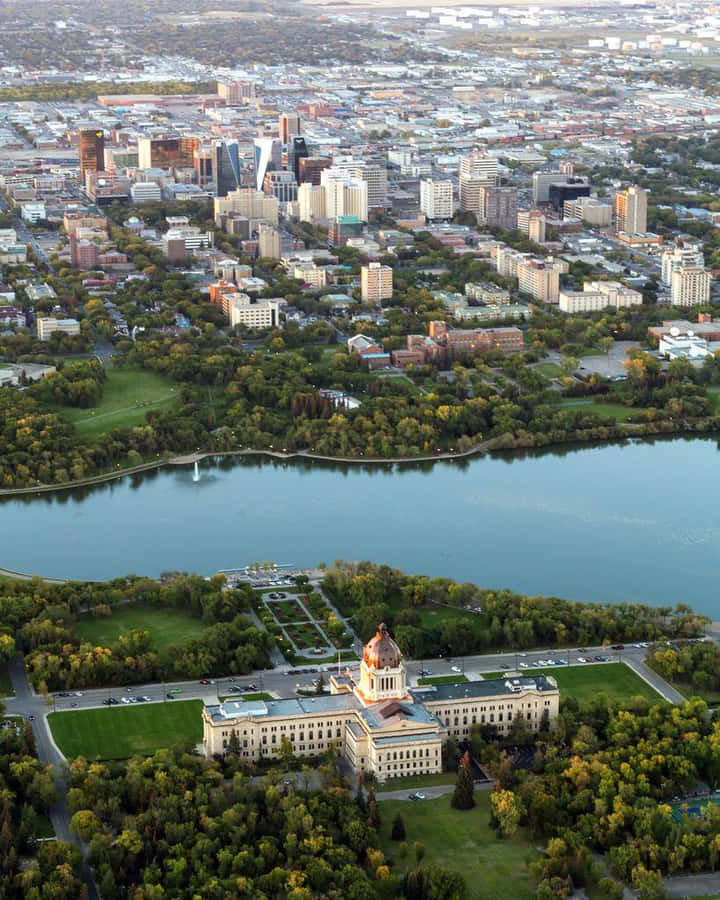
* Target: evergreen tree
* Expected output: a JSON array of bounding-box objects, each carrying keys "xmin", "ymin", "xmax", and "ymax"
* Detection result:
[
  {"xmin": 367, "ymin": 786, "xmax": 381, "ymax": 828},
  {"xmin": 391, "ymin": 812, "xmax": 406, "ymax": 841},
  {"xmin": 451, "ymin": 751, "xmax": 475, "ymax": 810}
]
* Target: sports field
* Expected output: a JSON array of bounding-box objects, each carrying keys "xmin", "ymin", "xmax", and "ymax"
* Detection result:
[
  {"xmin": 379, "ymin": 792, "xmax": 538, "ymax": 900},
  {"xmin": 74, "ymin": 604, "xmax": 208, "ymax": 660},
  {"xmin": 482, "ymin": 663, "xmax": 661, "ymax": 705},
  {"xmin": 48, "ymin": 700, "xmax": 203, "ymax": 759},
  {"xmin": 54, "ymin": 366, "xmax": 179, "ymax": 435}
]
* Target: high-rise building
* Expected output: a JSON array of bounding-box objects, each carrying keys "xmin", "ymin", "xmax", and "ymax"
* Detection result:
[
  {"xmin": 517, "ymin": 260, "xmax": 561, "ymax": 303},
  {"xmin": 459, "ymin": 149, "xmax": 498, "ymax": 216},
  {"xmin": 532, "ymin": 170, "xmax": 570, "ymax": 204},
  {"xmin": 330, "ymin": 158, "xmax": 388, "ymax": 209},
  {"xmin": 298, "ymin": 183, "xmax": 326, "ymax": 222},
  {"xmin": 321, "ymin": 169, "xmax": 368, "ymax": 222},
  {"xmin": 287, "ymin": 137, "xmax": 309, "ymax": 181},
  {"xmin": 253, "ymin": 138, "xmax": 282, "ymax": 192},
  {"xmin": 278, "ymin": 113, "xmax": 301, "ymax": 144},
  {"xmin": 212, "ymin": 140, "xmax": 242, "ymax": 197},
  {"xmin": 615, "ymin": 185, "xmax": 648, "ymax": 235},
  {"xmin": 661, "ymin": 242, "xmax": 705, "ymax": 285},
  {"xmin": 194, "ymin": 144, "xmax": 213, "ymax": 188},
  {"xmin": 258, "ymin": 224, "xmax": 281, "ymax": 260},
  {"xmin": 547, "ymin": 179, "xmax": 590, "ymax": 213},
  {"xmin": 137, "ymin": 137, "xmax": 197, "ymax": 171},
  {"xmin": 361, "ymin": 262, "xmax": 393, "ymax": 304},
  {"xmin": 478, "ymin": 185, "xmax": 517, "ymax": 229},
  {"xmin": 79, "ymin": 128, "xmax": 105, "ymax": 177},
  {"xmin": 670, "ymin": 267, "xmax": 712, "ymax": 307},
  {"xmin": 518, "ymin": 209, "xmax": 547, "ymax": 243},
  {"xmin": 263, "ymin": 170, "xmax": 298, "ymax": 204},
  {"xmin": 217, "ymin": 79, "xmax": 256, "ymax": 104},
  {"xmin": 420, "ymin": 179, "xmax": 453, "ymax": 220},
  {"xmin": 298, "ymin": 156, "xmax": 332, "ymax": 185}
]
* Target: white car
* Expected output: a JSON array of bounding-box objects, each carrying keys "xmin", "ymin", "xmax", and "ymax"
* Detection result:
[
  {"xmin": 121, "ymin": 697, "xmax": 131, "ymax": 704},
  {"xmin": 451, "ymin": 666, "xmax": 461, "ymax": 673},
  {"xmin": 577, "ymin": 657, "xmax": 587, "ymax": 663},
  {"xmin": 519, "ymin": 662, "xmax": 529, "ymax": 669}
]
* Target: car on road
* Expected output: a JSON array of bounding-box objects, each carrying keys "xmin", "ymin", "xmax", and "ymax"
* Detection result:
[
  {"xmin": 199, "ymin": 679, "xmax": 215, "ymax": 685},
  {"xmin": 28, "ymin": 715, "xmax": 35, "ymax": 721},
  {"xmin": 519, "ymin": 662, "xmax": 529, "ymax": 669},
  {"xmin": 121, "ymin": 697, "xmax": 132, "ymax": 704},
  {"xmin": 170, "ymin": 688, "xmax": 182, "ymax": 694},
  {"xmin": 594, "ymin": 655, "xmax": 606, "ymax": 661},
  {"xmin": 577, "ymin": 657, "xmax": 588, "ymax": 663},
  {"xmin": 451, "ymin": 666, "xmax": 462, "ymax": 673},
  {"xmin": 166, "ymin": 693, "xmax": 175, "ymax": 700},
  {"xmin": 56, "ymin": 691, "xmax": 71, "ymax": 697},
  {"xmin": 611, "ymin": 644, "xmax": 624, "ymax": 650},
  {"xmin": 70, "ymin": 702, "xmax": 78, "ymax": 708},
  {"xmin": 74, "ymin": 692, "xmax": 83, "ymax": 697},
  {"xmin": 141, "ymin": 696, "xmax": 152, "ymax": 702},
  {"xmin": 229, "ymin": 686, "xmax": 243, "ymax": 693}
]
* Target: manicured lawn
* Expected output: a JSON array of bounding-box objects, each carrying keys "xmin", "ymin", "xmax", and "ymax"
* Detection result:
[
  {"xmin": 53, "ymin": 365, "xmax": 179, "ymax": 435},
  {"xmin": 557, "ymin": 400, "xmax": 643, "ymax": 422},
  {"xmin": 481, "ymin": 663, "xmax": 662, "ymax": 706},
  {"xmin": 377, "ymin": 772, "xmax": 456, "ymax": 791},
  {"xmin": 418, "ymin": 675, "xmax": 469, "ymax": 686},
  {"xmin": 416, "ymin": 605, "xmax": 482, "ymax": 628},
  {"xmin": 219, "ymin": 692, "xmax": 273, "ymax": 702},
  {"xmin": 48, "ymin": 699, "xmax": 203, "ymax": 759},
  {"xmin": 534, "ymin": 362, "xmax": 563, "ymax": 378},
  {"xmin": 379, "ymin": 792, "xmax": 538, "ymax": 900},
  {"xmin": 0, "ymin": 665, "xmax": 13, "ymax": 697},
  {"xmin": 74, "ymin": 604, "xmax": 208, "ymax": 662},
  {"xmin": 292, "ymin": 650, "xmax": 358, "ymax": 665}
]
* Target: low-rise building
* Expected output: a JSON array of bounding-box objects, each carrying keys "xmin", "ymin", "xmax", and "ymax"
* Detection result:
[
  {"xmin": 201, "ymin": 624, "xmax": 559, "ymax": 782},
  {"xmin": 36, "ymin": 317, "xmax": 80, "ymax": 341},
  {"xmin": 229, "ymin": 295, "xmax": 283, "ymax": 329},
  {"xmin": 558, "ymin": 280, "xmax": 643, "ymax": 314}
]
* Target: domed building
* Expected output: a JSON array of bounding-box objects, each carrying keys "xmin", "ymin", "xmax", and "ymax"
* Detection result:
[{"xmin": 202, "ymin": 622, "xmax": 559, "ymax": 783}]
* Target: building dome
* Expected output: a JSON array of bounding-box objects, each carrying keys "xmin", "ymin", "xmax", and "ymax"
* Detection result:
[{"xmin": 363, "ymin": 623, "xmax": 402, "ymax": 669}]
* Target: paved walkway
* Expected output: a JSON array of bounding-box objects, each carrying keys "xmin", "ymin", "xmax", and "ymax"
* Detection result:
[
  {"xmin": 663, "ymin": 872, "xmax": 720, "ymax": 898},
  {"xmin": 624, "ymin": 656, "xmax": 687, "ymax": 704},
  {"xmin": 376, "ymin": 781, "xmax": 493, "ymax": 802}
]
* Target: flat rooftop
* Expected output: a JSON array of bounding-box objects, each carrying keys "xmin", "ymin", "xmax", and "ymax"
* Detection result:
[{"xmin": 410, "ymin": 675, "xmax": 557, "ymax": 702}]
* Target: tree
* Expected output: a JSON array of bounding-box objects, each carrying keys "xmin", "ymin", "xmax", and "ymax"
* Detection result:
[
  {"xmin": 414, "ymin": 841, "xmax": 425, "ymax": 865},
  {"xmin": 490, "ymin": 789, "xmax": 525, "ymax": 838},
  {"xmin": 366, "ymin": 787, "xmax": 381, "ymax": 829},
  {"xmin": 451, "ymin": 751, "xmax": 475, "ymax": 810},
  {"xmin": 391, "ymin": 812, "xmax": 406, "ymax": 841}
]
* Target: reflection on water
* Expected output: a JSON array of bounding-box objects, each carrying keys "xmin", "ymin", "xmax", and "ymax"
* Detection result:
[{"xmin": 1, "ymin": 437, "xmax": 720, "ymax": 613}]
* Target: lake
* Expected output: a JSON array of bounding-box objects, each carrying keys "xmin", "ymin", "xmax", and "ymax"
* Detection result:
[{"xmin": 3, "ymin": 437, "xmax": 720, "ymax": 614}]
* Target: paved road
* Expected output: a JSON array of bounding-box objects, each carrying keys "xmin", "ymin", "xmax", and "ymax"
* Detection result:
[
  {"xmin": 663, "ymin": 872, "xmax": 720, "ymax": 898},
  {"xmin": 375, "ymin": 781, "xmax": 493, "ymax": 802},
  {"xmin": 7, "ymin": 656, "xmax": 98, "ymax": 899}
]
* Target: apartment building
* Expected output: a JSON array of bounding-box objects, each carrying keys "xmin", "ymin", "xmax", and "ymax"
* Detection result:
[
  {"xmin": 420, "ymin": 179, "xmax": 453, "ymax": 220},
  {"xmin": 298, "ymin": 183, "xmax": 326, "ymax": 221},
  {"xmin": 361, "ymin": 262, "xmax": 393, "ymax": 304},
  {"xmin": 615, "ymin": 185, "xmax": 648, "ymax": 235},
  {"xmin": 670, "ymin": 267, "xmax": 712, "ymax": 307},
  {"xmin": 661, "ymin": 242, "xmax": 705, "ymax": 285},
  {"xmin": 558, "ymin": 280, "xmax": 643, "ymax": 313},
  {"xmin": 517, "ymin": 260, "xmax": 563, "ymax": 302}
]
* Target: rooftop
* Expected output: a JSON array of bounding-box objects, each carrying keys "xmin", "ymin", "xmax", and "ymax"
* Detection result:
[{"xmin": 410, "ymin": 674, "xmax": 557, "ymax": 702}]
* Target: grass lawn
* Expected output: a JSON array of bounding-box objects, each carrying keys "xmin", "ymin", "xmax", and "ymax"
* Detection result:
[
  {"xmin": 707, "ymin": 387, "xmax": 720, "ymax": 414},
  {"xmin": 534, "ymin": 362, "xmax": 563, "ymax": 378},
  {"xmin": 292, "ymin": 650, "xmax": 358, "ymax": 665},
  {"xmin": 48, "ymin": 699, "xmax": 203, "ymax": 759},
  {"xmin": 416, "ymin": 605, "xmax": 482, "ymax": 628},
  {"xmin": 0, "ymin": 665, "xmax": 13, "ymax": 697},
  {"xmin": 53, "ymin": 365, "xmax": 179, "ymax": 435},
  {"xmin": 379, "ymin": 792, "xmax": 538, "ymax": 900},
  {"xmin": 557, "ymin": 399, "xmax": 644, "ymax": 422},
  {"xmin": 377, "ymin": 772, "xmax": 457, "ymax": 791},
  {"xmin": 219, "ymin": 692, "xmax": 274, "ymax": 702},
  {"xmin": 418, "ymin": 675, "xmax": 469, "ymax": 686},
  {"xmin": 481, "ymin": 663, "xmax": 661, "ymax": 705},
  {"xmin": 74, "ymin": 604, "xmax": 208, "ymax": 662},
  {"xmin": 266, "ymin": 598, "xmax": 309, "ymax": 625}
]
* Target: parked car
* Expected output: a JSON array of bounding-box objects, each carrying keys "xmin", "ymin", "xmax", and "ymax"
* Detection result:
[
  {"xmin": 577, "ymin": 657, "xmax": 588, "ymax": 663},
  {"xmin": 121, "ymin": 697, "xmax": 131, "ymax": 704},
  {"xmin": 519, "ymin": 662, "xmax": 529, "ymax": 669},
  {"xmin": 166, "ymin": 693, "xmax": 175, "ymax": 700}
]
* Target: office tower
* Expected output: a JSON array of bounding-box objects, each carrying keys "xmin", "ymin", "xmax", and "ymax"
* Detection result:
[
  {"xmin": 79, "ymin": 128, "xmax": 105, "ymax": 176},
  {"xmin": 459, "ymin": 148, "xmax": 498, "ymax": 215},
  {"xmin": 361, "ymin": 262, "xmax": 393, "ymax": 304},
  {"xmin": 193, "ymin": 144, "xmax": 213, "ymax": 188},
  {"xmin": 137, "ymin": 137, "xmax": 197, "ymax": 171},
  {"xmin": 661, "ymin": 241, "xmax": 705, "ymax": 285},
  {"xmin": 263, "ymin": 171, "xmax": 297, "ymax": 203},
  {"xmin": 670, "ymin": 268, "xmax": 712, "ymax": 307},
  {"xmin": 287, "ymin": 136, "xmax": 309, "ymax": 181},
  {"xmin": 212, "ymin": 140, "xmax": 242, "ymax": 197},
  {"xmin": 253, "ymin": 138, "xmax": 282, "ymax": 192},
  {"xmin": 532, "ymin": 170, "xmax": 576, "ymax": 204},
  {"xmin": 298, "ymin": 156, "xmax": 332, "ymax": 185},
  {"xmin": 217, "ymin": 79, "xmax": 256, "ymax": 104},
  {"xmin": 321, "ymin": 169, "xmax": 368, "ymax": 222},
  {"xmin": 278, "ymin": 113, "xmax": 301, "ymax": 144},
  {"xmin": 330, "ymin": 158, "xmax": 388, "ymax": 209},
  {"xmin": 298, "ymin": 183, "xmax": 326, "ymax": 221},
  {"xmin": 547, "ymin": 179, "xmax": 590, "ymax": 213},
  {"xmin": 478, "ymin": 185, "xmax": 517, "ymax": 229},
  {"xmin": 420, "ymin": 179, "xmax": 453, "ymax": 220},
  {"xmin": 615, "ymin": 185, "xmax": 647, "ymax": 234}
]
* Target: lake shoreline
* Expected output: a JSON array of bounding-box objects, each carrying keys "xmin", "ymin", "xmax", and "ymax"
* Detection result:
[{"xmin": 2, "ymin": 417, "xmax": 720, "ymax": 498}]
